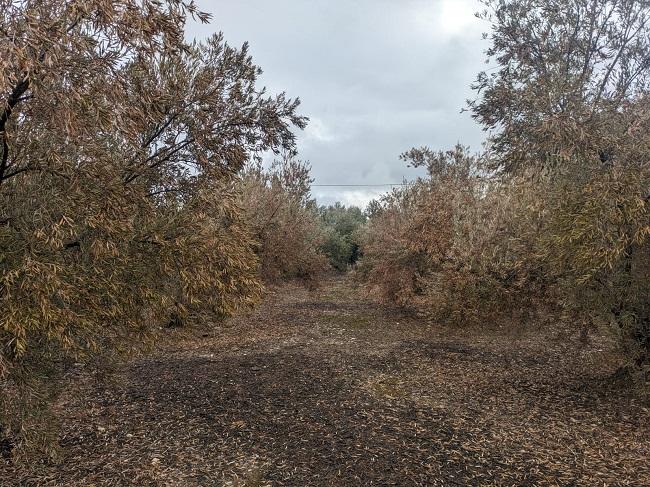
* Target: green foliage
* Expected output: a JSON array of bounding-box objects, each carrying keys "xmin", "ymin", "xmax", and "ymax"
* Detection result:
[{"xmin": 318, "ymin": 203, "xmax": 366, "ymax": 271}]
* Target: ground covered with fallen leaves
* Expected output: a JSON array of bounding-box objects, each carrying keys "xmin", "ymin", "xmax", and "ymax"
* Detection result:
[{"xmin": 2, "ymin": 276, "xmax": 649, "ymax": 486}]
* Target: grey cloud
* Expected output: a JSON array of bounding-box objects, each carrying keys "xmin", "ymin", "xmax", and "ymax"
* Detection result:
[{"xmin": 189, "ymin": 0, "xmax": 488, "ymax": 207}]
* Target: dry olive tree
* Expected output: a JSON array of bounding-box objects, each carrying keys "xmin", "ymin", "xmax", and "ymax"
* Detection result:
[
  {"xmin": 239, "ymin": 155, "xmax": 327, "ymax": 287},
  {"xmin": 361, "ymin": 0, "xmax": 648, "ymax": 374},
  {"xmin": 472, "ymin": 0, "xmax": 650, "ymax": 173},
  {"xmin": 472, "ymin": 0, "xmax": 650, "ymax": 370},
  {"xmin": 360, "ymin": 146, "xmax": 482, "ymax": 309},
  {"xmin": 0, "ymin": 0, "xmax": 306, "ymax": 454}
]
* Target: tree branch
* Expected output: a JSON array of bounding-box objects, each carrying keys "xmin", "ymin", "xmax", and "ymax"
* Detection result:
[
  {"xmin": 0, "ymin": 16, "xmax": 82, "ymax": 186},
  {"xmin": 0, "ymin": 77, "xmax": 30, "ymax": 185}
]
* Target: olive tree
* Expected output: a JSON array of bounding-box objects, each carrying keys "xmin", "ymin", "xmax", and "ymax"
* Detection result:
[
  {"xmin": 0, "ymin": 0, "xmax": 306, "ymax": 454},
  {"xmin": 472, "ymin": 0, "xmax": 649, "ymax": 370}
]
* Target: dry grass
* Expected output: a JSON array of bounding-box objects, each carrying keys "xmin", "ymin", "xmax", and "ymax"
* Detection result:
[{"xmin": 1, "ymin": 276, "xmax": 648, "ymax": 486}]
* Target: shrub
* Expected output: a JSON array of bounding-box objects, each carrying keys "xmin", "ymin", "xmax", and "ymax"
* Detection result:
[
  {"xmin": 239, "ymin": 157, "xmax": 327, "ymax": 286},
  {"xmin": 360, "ymin": 146, "xmax": 484, "ymax": 310},
  {"xmin": 471, "ymin": 0, "xmax": 650, "ymax": 371},
  {"xmin": 318, "ymin": 203, "xmax": 366, "ymax": 271}
]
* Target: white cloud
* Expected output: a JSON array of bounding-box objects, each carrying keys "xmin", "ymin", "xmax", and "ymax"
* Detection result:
[
  {"xmin": 303, "ymin": 117, "xmax": 337, "ymax": 144},
  {"xmin": 314, "ymin": 188, "xmax": 391, "ymax": 209},
  {"xmin": 411, "ymin": 0, "xmax": 482, "ymax": 39}
]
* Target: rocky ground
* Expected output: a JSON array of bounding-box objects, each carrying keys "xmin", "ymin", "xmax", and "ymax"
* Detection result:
[{"xmin": 2, "ymin": 276, "xmax": 648, "ymax": 486}]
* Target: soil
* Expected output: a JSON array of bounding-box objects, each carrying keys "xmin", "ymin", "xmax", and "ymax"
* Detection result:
[{"xmin": 1, "ymin": 276, "xmax": 649, "ymax": 486}]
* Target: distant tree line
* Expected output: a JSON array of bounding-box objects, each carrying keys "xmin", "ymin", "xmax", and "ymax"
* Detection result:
[{"xmin": 318, "ymin": 203, "xmax": 366, "ymax": 271}]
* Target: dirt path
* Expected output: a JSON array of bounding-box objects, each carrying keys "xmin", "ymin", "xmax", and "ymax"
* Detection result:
[{"xmin": 2, "ymin": 276, "xmax": 649, "ymax": 486}]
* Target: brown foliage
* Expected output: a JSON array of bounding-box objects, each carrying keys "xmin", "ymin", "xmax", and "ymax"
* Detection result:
[
  {"xmin": 361, "ymin": 0, "xmax": 650, "ymax": 379},
  {"xmin": 239, "ymin": 156, "xmax": 327, "ymax": 287},
  {"xmin": 360, "ymin": 146, "xmax": 549, "ymax": 325},
  {"xmin": 472, "ymin": 0, "xmax": 650, "ymax": 372},
  {"xmin": 0, "ymin": 0, "xmax": 305, "ymax": 454}
]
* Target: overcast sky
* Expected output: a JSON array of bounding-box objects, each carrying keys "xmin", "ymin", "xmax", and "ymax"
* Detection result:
[{"xmin": 189, "ymin": 0, "xmax": 488, "ymax": 207}]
